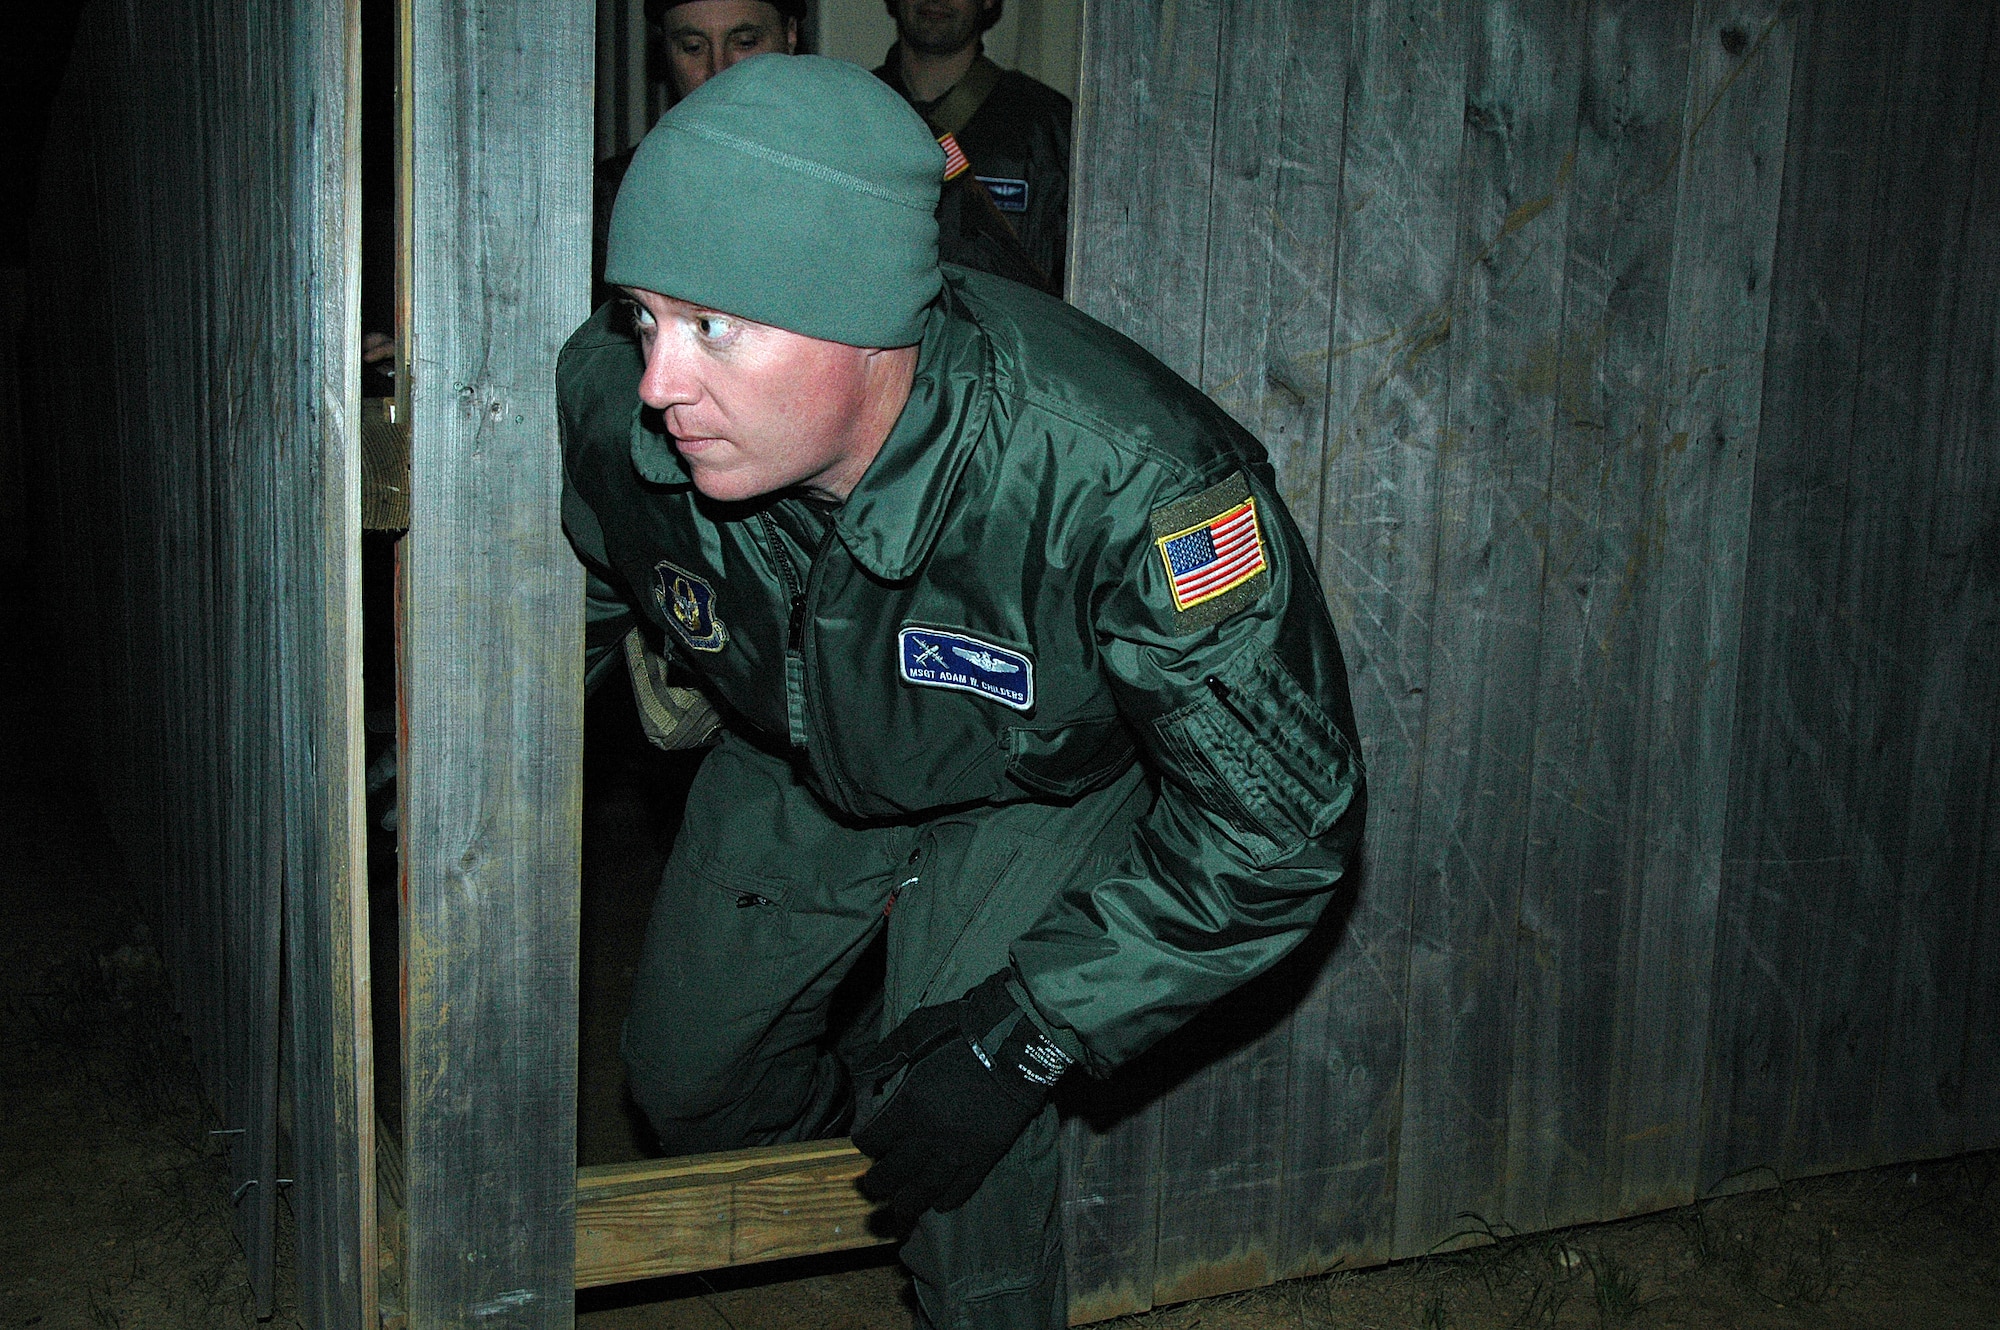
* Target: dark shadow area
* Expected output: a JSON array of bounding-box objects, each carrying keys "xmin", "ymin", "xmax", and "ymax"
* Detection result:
[
  {"xmin": 576, "ymin": 665, "xmax": 705, "ymax": 1166},
  {"xmin": 0, "ymin": 580, "xmax": 302, "ymax": 1324},
  {"xmin": 1058, "ymin": 846, "xmax": 1364, "ymax": 1133},
  {"xmin": 574, "ymin": 1241, "xmax": 903, "ymax": 1316}
]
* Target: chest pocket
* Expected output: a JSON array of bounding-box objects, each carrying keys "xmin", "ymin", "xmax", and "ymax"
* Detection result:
[
  {"xmin": 1150, "ymin": 647, "xmax": 1360, "ymax": 867},
  {"xmin": 1005, "ymin": 714, "xmax": 1137, "ymax": 800}
]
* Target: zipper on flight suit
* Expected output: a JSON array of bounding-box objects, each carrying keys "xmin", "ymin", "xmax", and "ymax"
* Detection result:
[
  {"xmin": 755, "ymin": 509, "xmax": 812, "ymax": 749},
  {"xmin": 753, "ymin": 508, "xmax": 861, "ymax": 819}
]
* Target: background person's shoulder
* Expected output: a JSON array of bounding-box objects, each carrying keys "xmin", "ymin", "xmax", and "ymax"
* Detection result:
[{"xmin": 992, "ymin": 67, "xmax": 1072, "ymax": 122}]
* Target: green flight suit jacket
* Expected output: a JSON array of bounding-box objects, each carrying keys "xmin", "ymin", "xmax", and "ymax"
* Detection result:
[{"xmin": 557, "ymin": 266, "xmax": 1365, "ymax": 1075}]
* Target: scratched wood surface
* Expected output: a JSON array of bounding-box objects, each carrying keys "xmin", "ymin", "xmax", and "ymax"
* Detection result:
[
  {"xmin": 1856, "ymin": 7, "xmax": 2000, "ymax": 1176},
  {"xmin": 1892, "ymin": 11, "xmax": 2000, "ymax": 1162},
  {"xmin": 1060, "ymin": 0, "xmax": 1226, "ymax": 1317},
  {"xmin": 29, "ymin": 0, "xmax": 2000, "ymax": 1322},
  {"xmin": 399, "ymin": 0, "xmax": 591, "ymax": 1324},
  {"xmin": 1397, "ymin": 0, "xmax": 1587, "ymax": 1250},
  {"xmin": 1508, "ymin": 0, "xmax": 1696, "ymax": 1235},
  {"xmin": 1710, "ymin": 0, "xmax": 2000, "ymax": 1190},
  {"xmin": 1066, "ymin": 0, "xmax": 1996, "ymax": 1317},
  {"xmin": 1145, "ymin": 0, "xmax": 1301, "ymax": 1306},
  {"xmin": 30, "ymin": 1, "xmax": 371, "ymax": 1325}
]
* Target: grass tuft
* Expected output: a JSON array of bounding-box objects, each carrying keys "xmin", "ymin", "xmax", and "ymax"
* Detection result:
[{"xmin": 1586, "ymin": 1249, "xmax": 1643, "ymax": 1322}]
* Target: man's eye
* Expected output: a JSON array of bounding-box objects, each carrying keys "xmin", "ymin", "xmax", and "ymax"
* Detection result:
[
  {"xmin": 674, "ymin": 37, "xmax": 705, "ymax": 56},
  {"xmin": 625, "ymin": 302, "xmax": 656, "ymax": 333},
  {"xmin": 696, "ymin": 314, "xmax": 734, "ymax": 340},
  {"xmin": 734, "ymin": 32, "xmax": 768, "ymax": 49}
]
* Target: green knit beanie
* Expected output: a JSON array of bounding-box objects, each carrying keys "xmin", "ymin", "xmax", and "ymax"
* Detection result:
[{"xmin": 605, "ymin": 54, "xmax": 942, "ymax": 348}]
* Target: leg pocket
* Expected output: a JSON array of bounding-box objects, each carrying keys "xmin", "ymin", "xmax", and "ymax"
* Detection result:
[
  {"xmin": 887, "ymin": 766, "xmax": 1152, "ymax": 1019},
  {"xmin": 622, "ymin": 736, "xmax": 900, "ymax": 1150}
]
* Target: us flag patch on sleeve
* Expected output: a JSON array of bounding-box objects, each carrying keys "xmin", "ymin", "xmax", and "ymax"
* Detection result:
[
  {"xmin": 938, "ymin": 133, "xmax": 971, "ymax": 181},
  {"xmin": 1149, "ymin": 473, "xmax": 1271, "ymax": 628}
]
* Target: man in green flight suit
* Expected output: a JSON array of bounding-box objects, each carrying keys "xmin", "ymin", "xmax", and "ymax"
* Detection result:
[{"xmin": 558, "ymin": 54, "xmax": 1364, "ymax": 1330}]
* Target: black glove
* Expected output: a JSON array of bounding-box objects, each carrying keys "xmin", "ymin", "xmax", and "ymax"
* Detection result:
[{"xmin": 851, "ymin": 968, "xmax": 1072, "ymax": 1222}]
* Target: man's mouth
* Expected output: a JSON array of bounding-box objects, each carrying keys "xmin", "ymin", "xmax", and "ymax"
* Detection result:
[{"xmin": 665, "ymin": 413, "xmax": 725, "ymax": 451}]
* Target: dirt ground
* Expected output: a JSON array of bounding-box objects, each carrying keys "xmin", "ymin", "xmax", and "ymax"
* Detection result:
[{"xmin": 5, "ymin": 610, "xmax": 2000, "ymax": 1329}]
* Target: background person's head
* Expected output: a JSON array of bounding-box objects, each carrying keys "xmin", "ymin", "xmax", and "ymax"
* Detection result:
[
  {"xmin": 605, "ymin": 56, "xmax": 944, "ymax": 502},
  {"xmin": 886, "ymin": 0, "xmax": 1002, "ymax": 58},
  {"xmin": 647, "ymin": 0, "xmax": 803, "ymax": 100}
]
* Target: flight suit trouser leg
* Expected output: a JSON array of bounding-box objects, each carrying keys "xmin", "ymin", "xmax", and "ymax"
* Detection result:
[
  {"xmin": 875, "ymin": 765, "xmax": 1153, "ymax": 1330},
  {"xmin": 622, "ymin": 734, "xmax": 905, "ymax": 1152},
  {"xmin": 623, "ymin": 732, "xmax": 1155, "ymax": 1330}
]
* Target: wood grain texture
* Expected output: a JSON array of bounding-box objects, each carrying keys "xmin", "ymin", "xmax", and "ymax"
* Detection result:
[
  {"xmin": 279, "ymin": 0, "xmax": 376, "ymax": 1325},
  {"xmin": 1606, "ymin": 0, "xmax": 1791, "ymax": 1213},
  {"xmin": 31, "ymin": 2, "xmax": 373, "ymax": 1318},
  {"xmin": 1295, "ymin": 0, "xmax": 1469, "ymax": 1263},
  {"xmin": 575, "ymin": 1141, "xmax": 888, "ymax": 1287},
  {"xmin": 1870, "ymin": 6, "xmax": 2000, "ymax": 1156},
  {"xmin": 1826, "ymin": 1, "xmax": 1997, "ymax": 1175},
  {"xmin": 1397, "ymin": 0, "xmax": 1585, "ymax": 1247},
  {"xmin": 34, "ymin": 1, "xmax": 2000, "ymax": 1322},
  {"xmin": 1146, "ymin": 0, "xmax": 1297, "ymax": 1303},
  {"xmin": 362, "ymin": 398, "xmax": 413, "ymax": 531},
  {"xmin": 1702, "ymin": 0, "xmax": 1881, "ymax": 1195},
  {"xmin": 400, "ymin": 0, "xmax": 591, "ymax": 1324},
  {"xmin": 1510, "ymin": 0, "xmax": 1697, "ymax": 1234},
  {"xmin": 1062, "ymin": 1, "xmax": 1228, "ymax": 1314},
  {"xmin": 1940, "ymin": 19, "xmax": 2000, "ymax": 1155}
]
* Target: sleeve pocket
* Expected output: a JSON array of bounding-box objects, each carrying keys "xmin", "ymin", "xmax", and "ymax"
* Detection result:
[{"xmin": 1150, "ymin": 647, "xmax": 1361, "ymax": 864}]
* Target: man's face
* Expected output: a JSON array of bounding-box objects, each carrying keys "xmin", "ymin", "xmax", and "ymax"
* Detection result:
[
  {"xmin": 625, "ymin": 288, "xmax": 882, "ymax": 503},
  {"xmin": 663, "ymin": 0, "xmax": 798, "ymax": 101},
  {"xmin": 891, "ymin": 0, "xmax": 996, "ymax": 58}
]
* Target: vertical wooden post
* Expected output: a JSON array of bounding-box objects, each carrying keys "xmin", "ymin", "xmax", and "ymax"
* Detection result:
[
  {"xmin": 279, "ymin": 0, "xmax": 377, "ymax": 1324},
  {"xmin": 401, "ymin": 0, "xmax": 592, "ymax": 1323}
]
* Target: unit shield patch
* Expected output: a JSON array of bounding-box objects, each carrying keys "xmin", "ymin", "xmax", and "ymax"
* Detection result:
[
  {"xmin": 653, "ymin": 559, "xmax": 726, "ymax": 653},
  {"xmin": 898, "ymin": 626, "xmax": 1034, "ymax": 712},
  {"xmin": 1149, "ymin": 472, "xmax": 1271, "ymax": 629}
]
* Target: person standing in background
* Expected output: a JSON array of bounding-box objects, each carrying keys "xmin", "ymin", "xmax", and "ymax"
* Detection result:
[
  {"xmin": 593, "ymin": 0, "xmax": 806, "ymax": 302},
  {"xmin": 875, "ymin": 0, "xmax": 1071, "ymax": 295}
]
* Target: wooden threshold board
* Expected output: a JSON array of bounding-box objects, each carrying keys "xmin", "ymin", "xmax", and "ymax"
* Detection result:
[{"xmin": 575, "ymin": 1139, "xmax": 891, "ymax": 1288}]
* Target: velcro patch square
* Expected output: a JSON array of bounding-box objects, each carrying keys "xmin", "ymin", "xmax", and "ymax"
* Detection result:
[{"xmin": 1149, "ymin": 473, "xmax": 1271, "ymax": 629}]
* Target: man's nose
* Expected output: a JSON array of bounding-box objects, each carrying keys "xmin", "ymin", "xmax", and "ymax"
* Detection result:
[{"xmin": 637, "ymin": 333, "xmax": 697, "ymax": 410}]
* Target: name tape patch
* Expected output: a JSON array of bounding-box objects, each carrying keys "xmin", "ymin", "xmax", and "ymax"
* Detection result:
[
  {"xmin": 977, "ymin": 176, "xmax": 1030, "ymax": 213},
  {"xmin": 899, "ymin": 627, "xmax": 1034, "ymax": 711}
]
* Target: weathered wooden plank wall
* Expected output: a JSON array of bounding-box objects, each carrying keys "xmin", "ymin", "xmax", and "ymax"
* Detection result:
[
  {"xmin": 27, "ymin": 0, "xmax": 371, "ymax": 1325},
  {"xmin": 1065, "ymin": 0, "xmax": 2000, "ymax": 1316},
  {"xmin": 1707, "ymin": 0, "xmax": 2000, "ymax": 1187},
  {"xmin": 398, "ymin": 0, "xmax": 591, "ymax": 1324}
]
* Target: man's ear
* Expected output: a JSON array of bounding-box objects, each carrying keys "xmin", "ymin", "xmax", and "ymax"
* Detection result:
[{"xmin": 784, "ymin": 18, "xmax": 799, "ymax": 54}]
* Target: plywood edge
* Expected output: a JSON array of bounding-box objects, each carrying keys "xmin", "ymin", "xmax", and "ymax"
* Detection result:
[
  {"xmin": 360, "ymin": 397, "xmax": 410, "ymax": 532},
  {"xmin": 575, "ymin": 1139, "xmax": 892, "ymax": 1288},
  {"xmin": 377, "ymin": 1113, "xmax": 407, "ymax": 1330}
]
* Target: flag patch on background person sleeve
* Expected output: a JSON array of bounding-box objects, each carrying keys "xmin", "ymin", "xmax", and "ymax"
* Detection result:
[
  {"xmin": 938, "ymin": 133, "xmax": 971, "ymax": 181},
  {"xmin": 1148, "ymin": 472, "xmax": 1272, "ymax": 628}
]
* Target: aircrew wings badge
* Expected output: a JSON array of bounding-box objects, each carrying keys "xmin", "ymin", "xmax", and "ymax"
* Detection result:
[{"xmin": 1149, "ymin": 473, "xmax": 1271, "ymax": 629}]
